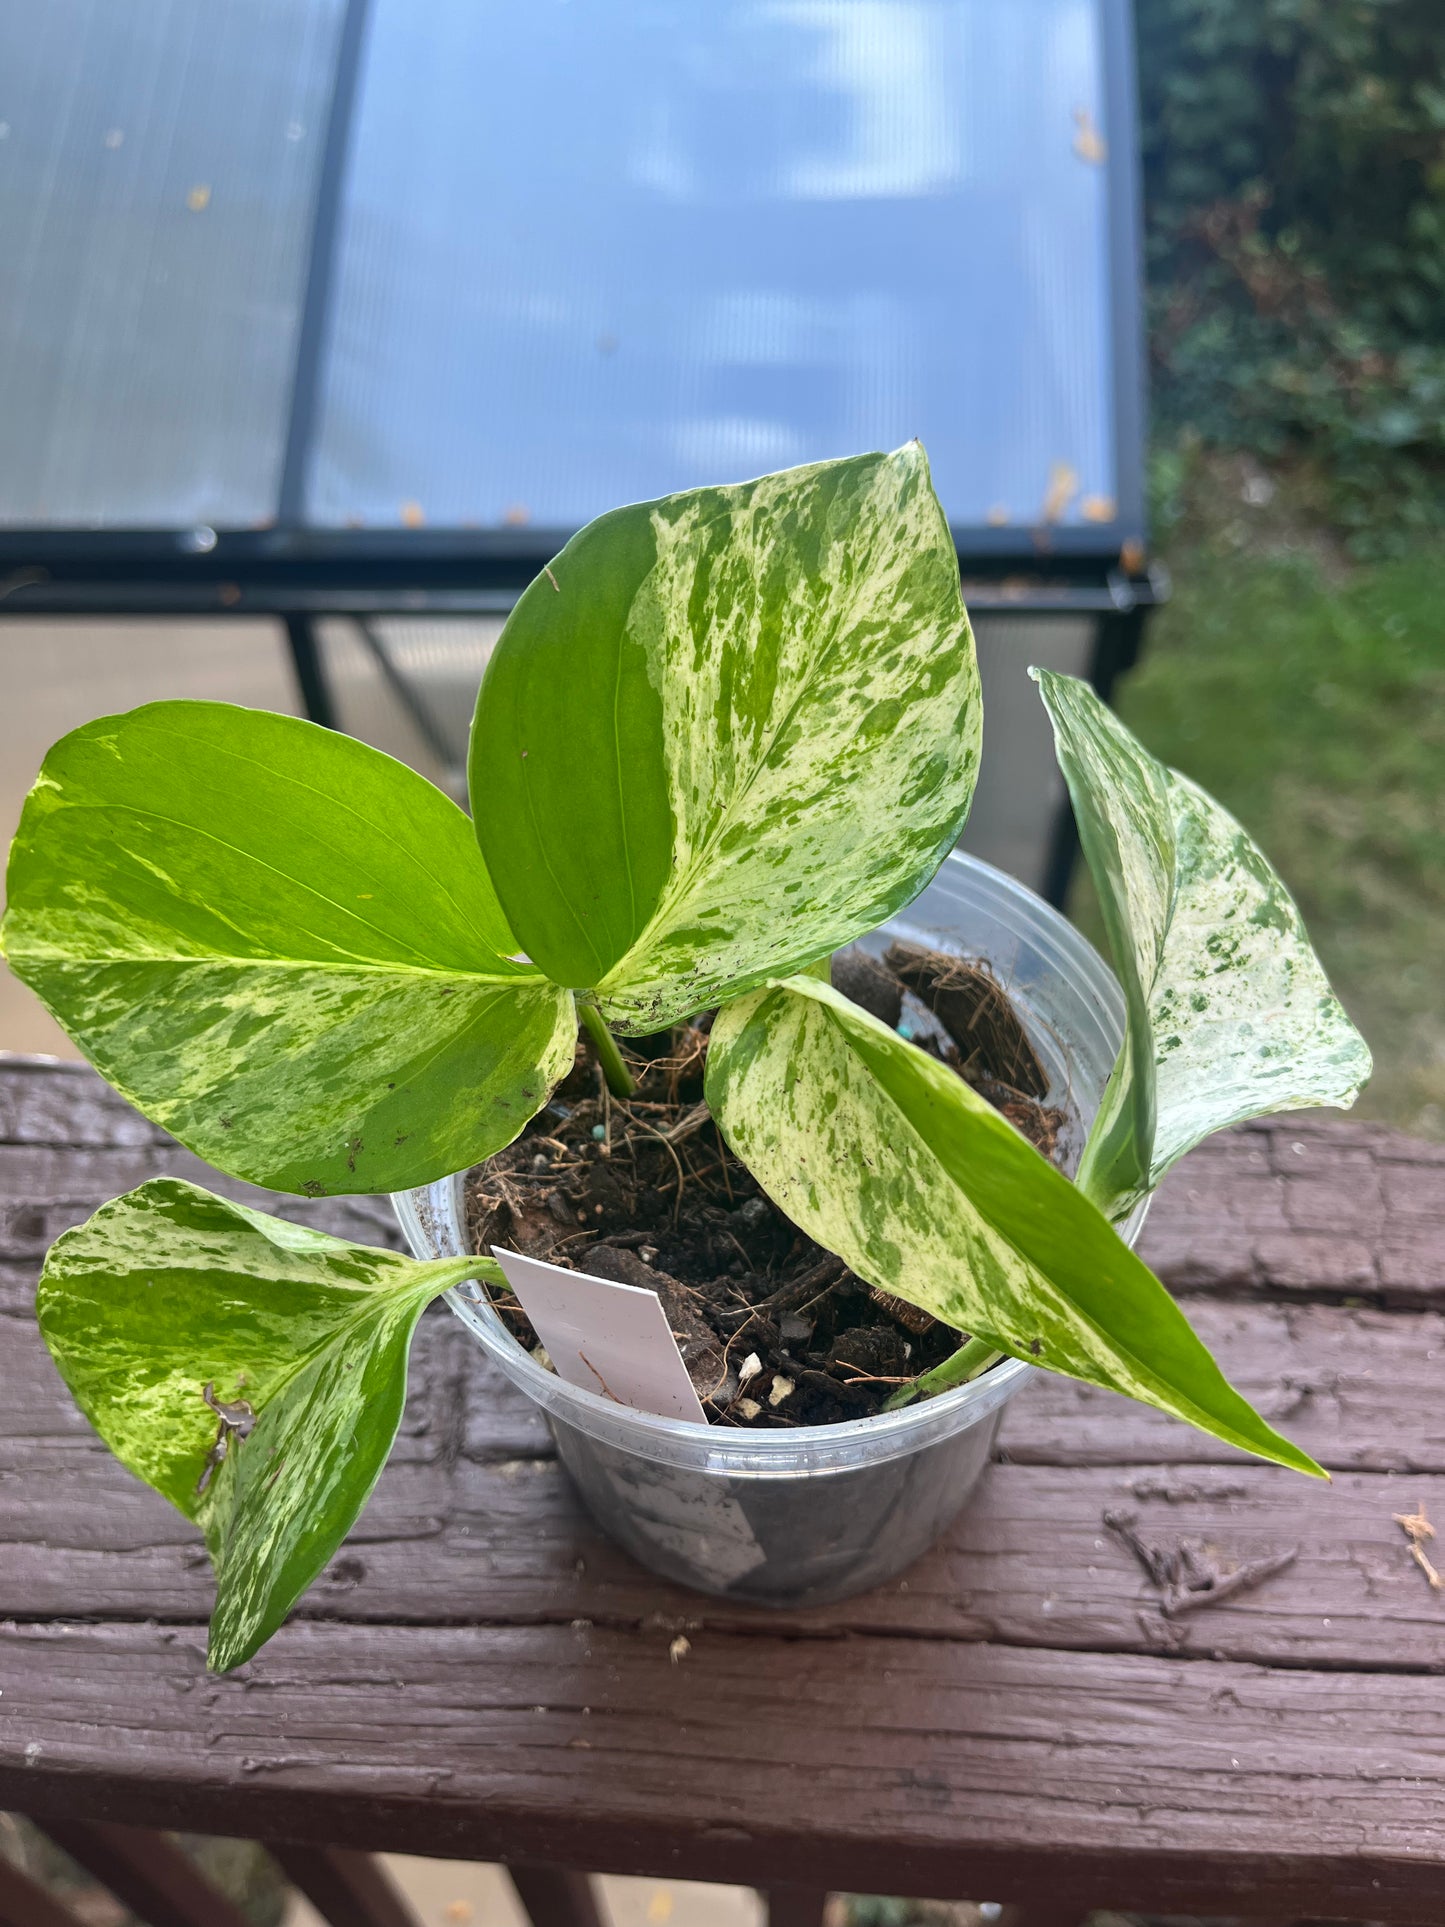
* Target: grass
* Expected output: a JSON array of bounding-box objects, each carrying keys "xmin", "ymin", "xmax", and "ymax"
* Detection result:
[{"xmin": 1067, "ymin": 458, "xmax": 1445, "ymax": 1140}]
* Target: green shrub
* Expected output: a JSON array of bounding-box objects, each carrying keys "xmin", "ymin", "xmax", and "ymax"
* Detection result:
[{"xmin": 1139, "ymin": 0, "xmax": 1445, "ymax": 550}]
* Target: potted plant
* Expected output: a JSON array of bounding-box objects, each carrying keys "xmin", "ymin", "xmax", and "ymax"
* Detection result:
[{"xmin": 2, "ymin": 446, "xmax": 1369, "ymax": 1672}]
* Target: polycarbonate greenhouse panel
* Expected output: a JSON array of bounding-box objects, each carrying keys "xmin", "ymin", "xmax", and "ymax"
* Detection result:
[
  {"xmin": 0, "ymin": 0, "xmax": 343, "ymax": 528},
  {"xmin": 307, "ymin": 0, "xmax": 1134, "ymax": 540}
]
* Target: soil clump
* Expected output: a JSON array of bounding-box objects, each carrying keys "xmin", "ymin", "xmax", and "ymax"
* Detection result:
[{"xmin": 464, "ymin": 944, "xmax": 1068, "ymax": 1428}]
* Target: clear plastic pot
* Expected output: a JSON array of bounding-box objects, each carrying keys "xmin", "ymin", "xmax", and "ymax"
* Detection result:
[{"xmin": 394, "ymin": 851, "xmax": 1143, "ymax": 1608}]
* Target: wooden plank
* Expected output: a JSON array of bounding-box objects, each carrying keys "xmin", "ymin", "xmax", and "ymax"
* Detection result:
[
  {"xmin": 763, "ymin": 1889, "xmax": 828, "ymax": 1927},
  {"xmin": 507, "ymin": 1866, "xmax": 606, "ymax": 1927},
  {"xmin": 4, "ymin": 1011, "xmax": 1444, "ymax": 1926},
  {"xmin": 0, "ymin": 1857, "xmax": 89, "ymax": 1927},
  {"xmin": 4, "ymin": 1059, "xmax": 1442, "ymax": 1311},
  {"xmin": 2, "ymin": 1619, "xmax": 1444, "ymax": 1923},
  {"xmin": 1005, "ymin": 1298, "xmax": 1445, "ymax": 1473},
  {"xmin": 0, "ymin": 1064, "xmax": 403, "ymax": 1273},
  {"xmin": 0, "ymin": 1266, "xmax": 41, "ymax": 1322},
  {"xmin": 0, "ymin": 1057, "xmax": 167, "ymax": 1151},
  {"xmin": 5, "ymin": 1293, "xmax": 1444, "ymax": 1671},
  {"xmin": 37, "ymin": 1821, "xmax": 252, "ymax": 1927},
  {"xmin": 2, "ymin": 1088, "xmax": 1439, "ymax": 1356},
  {"xmin": 9, "ymin": 1281, "xmax": 1444, "ymax": 1488},
  {"xmin": 4, "ymin": 1438, "xmax": 1440, "ymax": 1671},
  {"xmin": 993, "ymin": 1908, "xmax": 1087, "ymax": 1927},
  {"xmin": 0, "ymin": 1140, "xmax": 403, "ymax": 1283},
  {"xmin": 269, "ymin": 1846, "xmax": 421, "ymax": 1927},
  {"xmin": 1137, "ymin": 1117, "xmax": 1445, "ymax": 1309}
]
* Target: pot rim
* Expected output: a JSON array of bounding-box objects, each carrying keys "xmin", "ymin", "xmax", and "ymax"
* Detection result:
[{"xmin": 393, "ymin": 850, "xmax": 1143, "ymax": 1474}]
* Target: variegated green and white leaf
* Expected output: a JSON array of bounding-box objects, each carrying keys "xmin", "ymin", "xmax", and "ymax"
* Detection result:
[
  {"xmin": 2, "ymin": 704, "xmax": 576, "ymax": 1196},
  {"xmin": 37, "ymin": 1178, "xmax": 499, "ymax": 1671},
  {"xmin": 707, "ymin": 975, "xmax": 1320, "ymax": 1476},
  {"xmin": 471, "ymin": 445, "xmax": 980, "ymax": 1032},
  {"xmin": 1033, "ymin": 670, "xmax": 1371, "ymax": 1222}
]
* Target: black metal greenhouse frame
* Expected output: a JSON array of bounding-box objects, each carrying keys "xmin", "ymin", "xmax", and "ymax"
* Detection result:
[{"xmin": 0, "ymin": 0, "xmax": 1164, "ymax": 908}]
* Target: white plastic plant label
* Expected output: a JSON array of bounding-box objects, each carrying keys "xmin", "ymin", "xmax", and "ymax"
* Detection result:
[{"xmin": 490, "ymin": 1246, "xmax": 709, "ymax": 1425}]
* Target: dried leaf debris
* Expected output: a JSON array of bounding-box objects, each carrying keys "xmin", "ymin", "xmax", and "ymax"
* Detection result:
[
  {"xmin": 1104, "ymin": 1508, "xmax": 1298, "ymax": 1617},
  {"xmin": 1392, "ymin": 1502, "xmax": 1443, "ymax": 1594}
]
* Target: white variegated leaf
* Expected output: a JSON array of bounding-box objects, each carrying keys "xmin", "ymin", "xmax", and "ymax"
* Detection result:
[
  {"xmin": 707, "ymin": 975, "xmax": 1320, "ymax": 1475},
  {"xmin": 1034, "ymin": 670, "xmax": 1371, "ymax": 1222},
  {"xmin": 2, "ymin": 704, "xmax": 577, "ymax": 1196},
  {"xmin": 471, "ymin": 446, "xmax": 981, "ymax": 1031},
  {"xmin": 38, "ymin": 1178, "xmax": 499, "ymax": 1671}
]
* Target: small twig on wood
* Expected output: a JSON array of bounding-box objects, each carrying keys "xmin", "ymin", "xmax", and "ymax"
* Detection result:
[
  {"xmin": 1103, "ymin": 1509, "xmax": 1299, "ymax": 1618},
  {"xmin": 1393, "ymin": 1503, "xmax": 1443, "ymax": 1593},
  {"xmin": 1408, "ymin": 1544, "xmax": 1442, "ymax": 1592},
  {"xmin": 1163, "ymin": 1547, "xmax": 1299, "ymax": 1616}
]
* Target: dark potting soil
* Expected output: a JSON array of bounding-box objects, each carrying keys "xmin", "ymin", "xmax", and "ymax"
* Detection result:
[{"xmin": 463, "ymin": 943, "xmax": 1069, "ymax": 1429}]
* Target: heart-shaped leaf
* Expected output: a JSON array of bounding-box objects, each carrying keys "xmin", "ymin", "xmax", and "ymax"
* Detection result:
[
  {"xmin": 1033, "ymin": 670, "xmax": 1372, "ymax": 1222},
  {"xmin": 707, "ymin": 976, "xmax": 1321, "ymax": 1476},
  {"xmin": 471, "ymin": 445, "xmax": 981, "ymax": 1031},
  {"xmin": 37, "ymin": 1178, "xmax": 493, "ymax": 1671},
  {"xmin": 2, "ymin": 703, "xmax": 576, "ymax": 1195}
]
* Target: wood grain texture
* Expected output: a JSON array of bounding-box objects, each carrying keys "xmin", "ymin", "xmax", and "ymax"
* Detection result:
[
  {"xmin": 0, "ymin": 1059, "xmax": 168, "ymax": 1149},
  {"xmin": 1136, "ymin": 1115, "xmax": 1445, "ymax": 1308},
  {"xmin": 0, "ymin": 1059, "xmax": 405, "ymax": 1311},
  {"xmin": 4, "ymin": 1058, "xmax": 1440, "ymax": 1306},
  {"xmin": 3, "ymin": 1061, "xmax": 1445, "ymax": 1922},
  {"xmin": 3, "ymin": 1618, "xmax": 1445, "ymax": 1922},
  {"xmin": 4, "ymin": 1294, "xmax": 1443, "ymax": 1671},
  {"xmin": 1007, "ymin": 1297, "xmax": 1445, "ymax": 1473}
]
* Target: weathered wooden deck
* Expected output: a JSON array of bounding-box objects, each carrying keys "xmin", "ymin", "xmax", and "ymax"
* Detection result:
[{"xmin": 1, "ymin": 1058, "xmax": 1442, "ymax": 1925}]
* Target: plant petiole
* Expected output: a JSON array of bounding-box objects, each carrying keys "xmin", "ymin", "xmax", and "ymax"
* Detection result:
[
  {"xmin": 577, "ymin": 1000, "xmax": 638, "ymax": 1100},
  {"xmin": 883, "ymin": 1334, "xmax": 1004, "ymax": 1411}
]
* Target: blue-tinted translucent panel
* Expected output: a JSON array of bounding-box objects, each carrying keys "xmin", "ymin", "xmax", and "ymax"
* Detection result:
[
  {"xmin": 0, "ymin": 0, "xmax": 342, "ymax": 528},
  {"xmin": 310, "ymin": 0, "xmax": 1118, "ymax": 535}
]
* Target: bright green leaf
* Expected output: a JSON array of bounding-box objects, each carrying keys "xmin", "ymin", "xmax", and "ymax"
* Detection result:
[
  {"xmin": 707, "ymin": 976, "xmax": 1321, "ymax": 1477},
  {"xmin": 471, "ymin": 445, "xmax": 981, "ymax": 1031},
  {"xmin": 2, "ymin": 703, "xmax": 577, "ymax": 1195},
  {"xmin": 37, "ymin": 1178, "xmax": 494, "ymax": 1671},
  {"xmin": 1033, "ymin": 670, "xmax": 1372, "ymax": 1222}
]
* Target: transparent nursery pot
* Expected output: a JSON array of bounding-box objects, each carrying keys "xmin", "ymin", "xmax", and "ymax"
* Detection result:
[{"xmin": 394, "ymin": 851, "xmax": 1144, "ymax": 1609}]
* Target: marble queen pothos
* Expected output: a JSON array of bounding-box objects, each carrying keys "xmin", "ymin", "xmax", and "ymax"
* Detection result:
[{"xmin": 2, "ymin": 445, "xmax": 1369, "ymax": 1669}]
